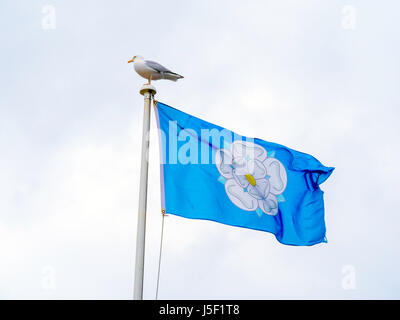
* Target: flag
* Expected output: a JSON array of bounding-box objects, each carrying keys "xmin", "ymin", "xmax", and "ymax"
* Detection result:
[{"xmin": 153, "ymin": 101, "xmax": 334, "ymax": 246}]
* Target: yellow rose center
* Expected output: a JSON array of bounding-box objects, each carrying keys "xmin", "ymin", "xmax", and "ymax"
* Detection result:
[{"xmin": 245, "ymin": 174, "xmax": 256, "ymax": 186}]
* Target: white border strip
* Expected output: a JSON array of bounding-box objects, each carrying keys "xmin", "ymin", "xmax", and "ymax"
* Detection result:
[{"xmin": 153, "ymin": 101, "xmax": 166, "ymax": 213}]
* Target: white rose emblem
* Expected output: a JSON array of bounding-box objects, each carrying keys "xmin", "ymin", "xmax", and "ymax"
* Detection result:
[{"xmin": 215, "ymin": 141, "xmax": 287, "ymax": 216}]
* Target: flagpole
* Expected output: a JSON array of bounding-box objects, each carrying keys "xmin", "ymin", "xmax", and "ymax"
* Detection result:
[{"xmin": 134, "ymin": 84, "xmax": 156, "ymax": 300}]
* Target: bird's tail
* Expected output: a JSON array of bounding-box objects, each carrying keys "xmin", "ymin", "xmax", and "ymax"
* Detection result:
[{"xmin": 165, "ymin": 72, "xmax": 184, "ymax": 81}]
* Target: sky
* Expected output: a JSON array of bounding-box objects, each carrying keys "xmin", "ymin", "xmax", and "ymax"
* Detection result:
[{"xmin": 1, "ymin": 0, "xmax": 400, "ymax": 299}]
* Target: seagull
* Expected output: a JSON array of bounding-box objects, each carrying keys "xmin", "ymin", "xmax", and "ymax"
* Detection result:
[{"xmin": 128, "ymin": 55, "xmax": 184, "ymax": 84}]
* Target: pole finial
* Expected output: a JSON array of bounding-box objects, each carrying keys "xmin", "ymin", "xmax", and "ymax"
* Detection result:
[{"xmin": 140, "ymin": 84, "xmax": 157, "ymax": 96}]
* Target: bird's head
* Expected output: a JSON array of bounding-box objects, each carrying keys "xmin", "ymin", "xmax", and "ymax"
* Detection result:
[{"xmin": 128, "ymin": 55, "xmax": 143, "ymax": 63}]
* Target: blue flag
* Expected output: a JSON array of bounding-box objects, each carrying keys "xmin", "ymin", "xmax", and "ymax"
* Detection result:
[{"xmin": 153, "ymin": 102, "xmax": 334, "ymax": 246}]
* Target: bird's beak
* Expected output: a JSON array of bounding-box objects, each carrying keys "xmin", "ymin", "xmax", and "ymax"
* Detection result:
[{"xmin": 128, "ymin": 59, "xmax": 134, "ymax": 63}]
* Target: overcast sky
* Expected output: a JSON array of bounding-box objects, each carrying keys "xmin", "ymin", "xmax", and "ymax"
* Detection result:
[{"xmin": 1, "ymin": 0, "xmax": 400, "ymax": 299}]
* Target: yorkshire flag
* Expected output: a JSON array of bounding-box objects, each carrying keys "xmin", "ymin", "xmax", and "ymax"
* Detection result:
[{"xmin": 153, "ymin": 102, "xmax": 334, "ymax": 246}]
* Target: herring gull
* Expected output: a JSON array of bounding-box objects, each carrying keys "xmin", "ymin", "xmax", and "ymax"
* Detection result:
[{"xmin": 128, "ymin": 55, "xmax": 184, "ymax": 84}]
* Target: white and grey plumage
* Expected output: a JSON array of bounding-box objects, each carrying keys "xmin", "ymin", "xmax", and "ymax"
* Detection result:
[{"xmin": 128, "ymin": 55, "xmax": 183, "ymax": 84}]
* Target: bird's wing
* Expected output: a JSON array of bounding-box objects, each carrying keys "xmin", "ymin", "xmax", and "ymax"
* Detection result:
[{"xmin": 145, "ymin": 60, "xmax": 174, "ymax": 73}]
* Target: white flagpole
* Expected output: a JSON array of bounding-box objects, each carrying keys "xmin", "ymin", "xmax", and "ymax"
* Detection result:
[{"xmin": 134, "ymin": 84, "xmax": 157, "ymax": 300}]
